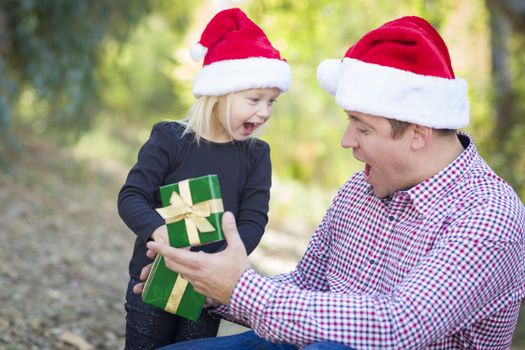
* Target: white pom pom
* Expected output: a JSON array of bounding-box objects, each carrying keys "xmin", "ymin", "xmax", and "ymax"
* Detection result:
[
  {"xmin": 190, "ymin": 43, "xmax": 208, "ymax": 62},
  {"xmin": 317, "ymin": 59, "xmax": 342, "ymax": 96}
]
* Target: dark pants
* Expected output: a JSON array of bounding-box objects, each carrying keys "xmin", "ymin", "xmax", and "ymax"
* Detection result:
[
  {"xmin": 124, "ymin": 277, "xmax": 221, "ymax": 350},
  {"xmin": 157, "ymin": 330, "xmax": 355, "ymax": 350}
]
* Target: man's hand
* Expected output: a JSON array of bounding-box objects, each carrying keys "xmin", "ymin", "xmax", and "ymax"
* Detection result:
[
  {"xmin": 134, "ymin": 269, "xmax": 221, "ymax": 309},
  {"xmin": 143, "ymin": 212, "xmax": 250, "ymax": 305}
]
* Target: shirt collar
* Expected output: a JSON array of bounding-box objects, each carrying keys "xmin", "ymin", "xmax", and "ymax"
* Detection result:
[{"xmin": 393, "ymin": 133, "xmax": 477, "ymax": 216}]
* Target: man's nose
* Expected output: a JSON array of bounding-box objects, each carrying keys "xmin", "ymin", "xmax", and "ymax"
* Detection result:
[{"xmin": 341, "ymin": 124, "xmax": 358, "ymax": 149}]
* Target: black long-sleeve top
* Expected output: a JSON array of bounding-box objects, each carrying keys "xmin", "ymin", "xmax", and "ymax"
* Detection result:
[{"xmin": 118, "ymin": 122, "xmax": 271, "ymax": 277}]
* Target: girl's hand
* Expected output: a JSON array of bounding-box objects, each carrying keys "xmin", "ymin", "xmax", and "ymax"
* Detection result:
[
  {"xmin": 204, "ymin": 297, "xmax": 219, "ymax": 308},
  {"xmin": 151, "ymin": 225, "xmax": 169, "ymax": 246},
  {"xmin": 148, "ymin": 226, "xmax": 191, "ymax": 260},
  {"xmin": 132, "ymin": 263, "xmax": 153, "ymax": 294}
]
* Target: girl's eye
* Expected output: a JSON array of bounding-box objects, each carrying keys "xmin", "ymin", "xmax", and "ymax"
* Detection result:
[
  {"xmin": 249, "ymin": 98, "xmax": 259, "ymax": 103},
  {"xmin": 267, "ymin": 99, "xmax": 277, "ymax": 106}
]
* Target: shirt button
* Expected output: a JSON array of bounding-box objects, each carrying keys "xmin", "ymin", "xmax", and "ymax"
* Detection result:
[
  {"xmin": 369, "ymin": 259, "xmax": 376, "ymax": 265},
  {"xmin": 388, "ymin": 215, "xmax": 395, "ymax": 222}
]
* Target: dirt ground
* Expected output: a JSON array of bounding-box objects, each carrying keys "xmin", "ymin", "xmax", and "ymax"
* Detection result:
[{"xmin": 0, "ymin": 130, "xmax": 309, "ymax": 349}]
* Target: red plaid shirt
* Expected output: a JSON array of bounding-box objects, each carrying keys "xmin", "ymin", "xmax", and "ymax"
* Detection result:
[{"xmin": 218, "ymin": 134, "xmax": 525, "ymax": 349}]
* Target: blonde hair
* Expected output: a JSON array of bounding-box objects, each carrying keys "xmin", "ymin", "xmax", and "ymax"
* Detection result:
[
  {"xmin": 181, "ymin": 91, "xmax": 270, "ymax": 143},
  {"xmin": 181, "ymin": 94, "xmax": 234, "ymax": 143}
]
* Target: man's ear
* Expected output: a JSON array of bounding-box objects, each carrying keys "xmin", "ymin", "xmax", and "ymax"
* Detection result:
[{"xmin": 411, "ymin": 125, "xmax": 432, "ymax": 150}]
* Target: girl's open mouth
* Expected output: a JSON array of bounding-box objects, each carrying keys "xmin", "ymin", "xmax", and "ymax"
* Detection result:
[{"xmin": 243, "ymin": 122, "xmax": 261, "ymax": 135}]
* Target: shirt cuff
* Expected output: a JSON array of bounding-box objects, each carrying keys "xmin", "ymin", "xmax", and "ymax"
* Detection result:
[{"xmin": 229, "ymin": 268, "xmax": 277, "ymax": 324}]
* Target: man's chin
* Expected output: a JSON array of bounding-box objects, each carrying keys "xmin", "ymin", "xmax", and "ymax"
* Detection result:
[{"xmin": 372, "ymin": 186, "xmax": 392, "ymax": 199}]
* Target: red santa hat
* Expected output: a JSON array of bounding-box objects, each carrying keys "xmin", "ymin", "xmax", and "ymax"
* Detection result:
[
  {"xmin": 190, "ymin": 8, "xmax": 291, "ymax": 98},
  {"xmin": 317, "ymin": 16, "xmax": 469, "ymax": 129}
]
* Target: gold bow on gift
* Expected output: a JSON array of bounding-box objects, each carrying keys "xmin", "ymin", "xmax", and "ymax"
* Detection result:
[{"xmin": 156, "ymin": 179, "xmax": 223, "ymax": 246}]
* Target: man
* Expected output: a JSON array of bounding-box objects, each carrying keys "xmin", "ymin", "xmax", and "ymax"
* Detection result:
[{"xmin": 135, "ymin": 16, "xmax": 525, "ymax": 349}]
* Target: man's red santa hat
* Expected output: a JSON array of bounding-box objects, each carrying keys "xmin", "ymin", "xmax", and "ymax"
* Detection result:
[{"xmin": 317, "ymin": 16, "xmax": 469, "ymax": 129}]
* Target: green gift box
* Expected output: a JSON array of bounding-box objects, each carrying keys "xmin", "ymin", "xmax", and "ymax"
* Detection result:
[
  {"xmin": 144, "ymin": 174, "xmax": 224, "ymax": 320},
  {"xmin": 156, "ymin": 174, "xmax": 224, "ymax": 248},
  {"xmin": 142, "ymin": 254, "xmax": 205, "ymax": 321}
]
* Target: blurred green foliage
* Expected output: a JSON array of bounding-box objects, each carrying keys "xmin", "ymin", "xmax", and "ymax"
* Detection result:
[
  {"xmin": 0, "ymin": 0, "xmax": 200, "ymax": 170},
  {"xmin": 98, "ymin": 1, "xmax": 197, "ymax": 124},
  {"xmin": 483, "ymin": 31, "xmax": 525, "ymax": 199},
  {"xmin": 0, "ymin": 0, "xmax": 154, "ymax": 141},
  {"xmin": 2, "ymin": 0, "xmax": 524, "ymax": 198}
]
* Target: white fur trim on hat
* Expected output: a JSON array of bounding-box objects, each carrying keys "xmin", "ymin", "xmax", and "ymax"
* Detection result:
[
  {"xmin": 318, "ymin": 58, "xmax": 470, "ymax": 129},
  {"xmin": 192, "ymin": 57, "xmax": 291, "ymax": 97}
]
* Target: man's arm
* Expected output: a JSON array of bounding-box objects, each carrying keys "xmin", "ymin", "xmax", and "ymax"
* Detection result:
[
  {"xmin": 135, "ymin": 192, "xmax": 336, "ymax": 301},
  {"xmin": 142, "ymin": 207, "xmax": 523, "ymax": 348},
  {"xmin": 222, "ymin": 204, "xmax": 525, "ymax": 349}
]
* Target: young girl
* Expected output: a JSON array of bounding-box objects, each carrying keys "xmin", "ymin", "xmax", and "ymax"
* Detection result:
[{"xmin": 117, "ymin": 8, "xmax": 291, "ymax": 350}]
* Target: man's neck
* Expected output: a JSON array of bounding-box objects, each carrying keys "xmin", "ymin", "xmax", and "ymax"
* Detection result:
[{"xmin": 409, "ymin": 134, "xmax": 465, "ymax": 187}]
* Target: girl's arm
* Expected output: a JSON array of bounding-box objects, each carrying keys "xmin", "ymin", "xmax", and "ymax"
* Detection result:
[
  {"xmin": 235, "ymin": 141, "xmax": 272, "ymax": 254},
  {"xmin": 117, "ymin": 123, "xmax": 173, "ymax": 242}
]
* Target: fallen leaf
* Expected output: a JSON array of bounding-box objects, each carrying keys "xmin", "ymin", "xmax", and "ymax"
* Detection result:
[{"xmin": 59, "ymin": 330, "xmax": 94, "ymax": 350}]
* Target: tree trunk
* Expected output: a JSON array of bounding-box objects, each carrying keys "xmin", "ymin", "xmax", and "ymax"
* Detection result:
[{"xmin": 486, "ymin": 0, "xmax": 515, "ymax": 141}]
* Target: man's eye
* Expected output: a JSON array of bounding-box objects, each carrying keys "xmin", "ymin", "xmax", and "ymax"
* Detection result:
[{"xmin": 358, "ymin": 128, "xmax": 369, "ymax": 134}]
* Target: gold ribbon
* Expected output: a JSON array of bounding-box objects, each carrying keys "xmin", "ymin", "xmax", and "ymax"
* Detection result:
[
  {"xmin": 156, "ymin": 179, "xmax": 223, "ymax": 245},
  {"xmin": 165, "ymin": 274, "xmax": 189, "ymax": 314}
]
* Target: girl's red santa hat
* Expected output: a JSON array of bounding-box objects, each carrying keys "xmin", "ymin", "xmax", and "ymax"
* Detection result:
[
  {"xmin": 317, "ymin": 16, "xmax": 469, "ymax": 129},
  {"xmin": 191, "ymin": 8, "xmax": 291, "ymax": 98}
]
